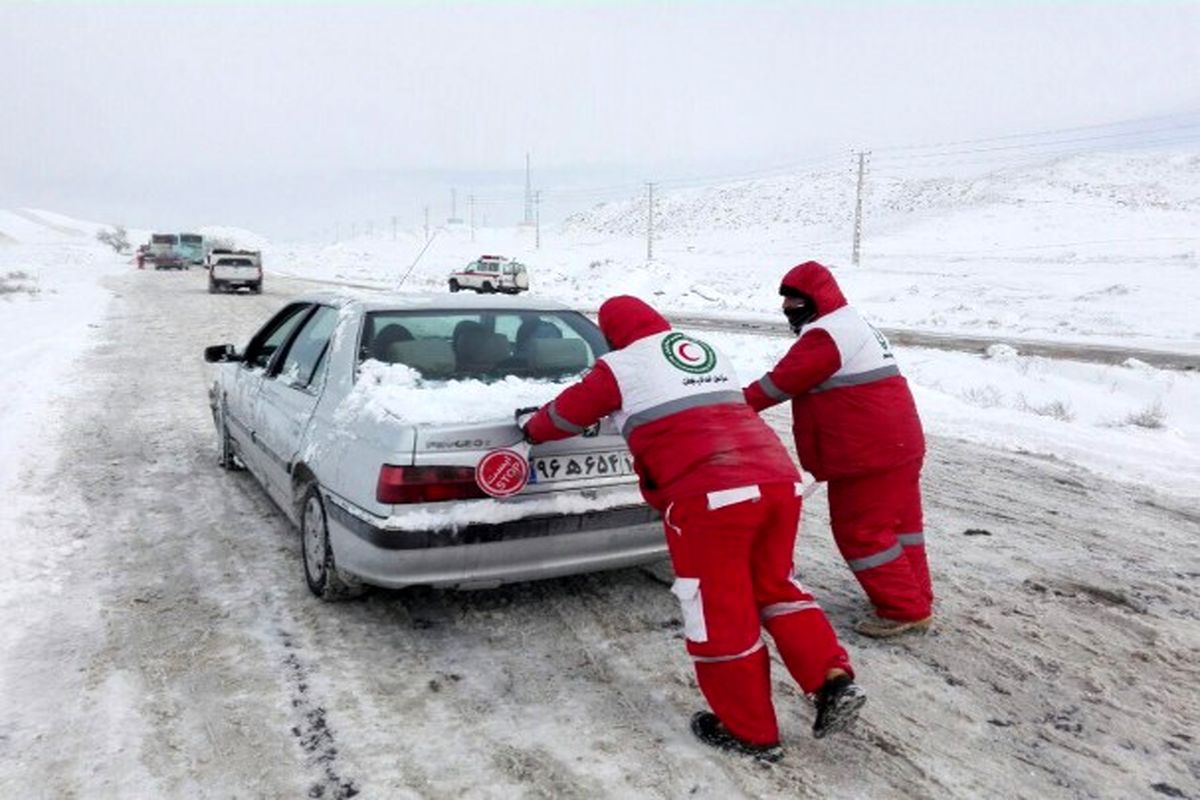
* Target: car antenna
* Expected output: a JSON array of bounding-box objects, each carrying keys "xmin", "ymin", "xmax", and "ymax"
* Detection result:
[{"xmin": 395, "ymin": 229, "xmax": 440, "ymax": 290}]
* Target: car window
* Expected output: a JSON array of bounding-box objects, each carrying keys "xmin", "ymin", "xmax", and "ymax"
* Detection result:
[
  {"xmin": 243, "ymin": 303, "xmax": 312, "ymax": 370},
  {"xmin": 276, "ymin": 306, "xmax": 338, "ymax": 388},
  {"xmin": 360, "ymin": 309, "xmax": 608, "ymax": 381}
]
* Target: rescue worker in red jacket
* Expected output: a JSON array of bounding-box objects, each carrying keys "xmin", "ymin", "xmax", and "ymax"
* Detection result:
[
  {"xmin": 743, "ymin": 261, "xmax": 934, "ymax": 638},
  {"xmin": 521, "ymin": 295, "xmax": 866, "ymax": 761}
]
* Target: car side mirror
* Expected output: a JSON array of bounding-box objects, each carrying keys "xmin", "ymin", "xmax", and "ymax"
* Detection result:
[{"xmin": 205, "ymin": 344, "xmax": 242, "ymax": 363}]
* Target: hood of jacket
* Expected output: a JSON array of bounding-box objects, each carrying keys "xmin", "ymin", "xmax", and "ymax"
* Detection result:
[
  {"xmin": 597, "ymin": 295, "xmax": 672, "ymax": 349},
  {"xmin": 780, "ymin": 261, "xmax": 848, "ymax": 320}
]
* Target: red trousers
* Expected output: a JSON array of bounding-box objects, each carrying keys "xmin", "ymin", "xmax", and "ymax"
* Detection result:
[
  {"xmin": 664, "ymin": 482, "xmax": 852, "ymax": 746},
  {"xmin": 827, "ymin": 459, "xmax": 933, "ymax": 621}
]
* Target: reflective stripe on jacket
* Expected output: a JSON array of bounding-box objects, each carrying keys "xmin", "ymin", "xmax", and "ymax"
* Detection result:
[
  {"xmin": 527, "ymin": 299, "xmax": 798, "ymax": 509},
  {"xmin": 744, "ymin": 264, "xmax": 924, "ymax": 480}
]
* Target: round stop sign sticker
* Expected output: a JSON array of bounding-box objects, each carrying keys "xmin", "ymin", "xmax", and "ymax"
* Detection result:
[{"xmin": 475, "ymin": 448, "xmax": 530, "ymax": 498}]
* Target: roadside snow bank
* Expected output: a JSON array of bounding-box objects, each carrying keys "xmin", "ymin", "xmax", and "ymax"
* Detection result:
[
  {"xmin": 0, "ymin": 242, "xmax": 126, "ymax": 532},
  {"xmin": 700, "ymin": 330, "xmax": 1200, "ymax": 499}
]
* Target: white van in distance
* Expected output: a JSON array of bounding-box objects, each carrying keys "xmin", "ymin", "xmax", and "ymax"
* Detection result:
[{"xmin": 448, "ymin": 255, "xmax": 530, "ymax": 294}]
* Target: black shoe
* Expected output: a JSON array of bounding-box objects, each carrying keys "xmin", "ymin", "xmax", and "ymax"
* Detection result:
[
  {"xmin": 690, "ymin": 711, "xmax": 783, "ymax": 763},
  {"xmin": 812, "ymin": 675, "xmax": 867, "ymax": 739}
]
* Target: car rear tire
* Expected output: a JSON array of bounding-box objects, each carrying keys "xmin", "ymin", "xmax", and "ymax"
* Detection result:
[
  {"xmin": 449, "ymin": 279, "xmax": 460, "ymax": 292},
  {"xmin": 301, "ymin": 485, "xmax": 365, "ymax": 601},
  {"xmin": 252, "ymin": 283, "xmax": 262, "ymax": 294},
  {"xmin": 481, "ymin": 281, "xmax": 494, "ymax": 294}
]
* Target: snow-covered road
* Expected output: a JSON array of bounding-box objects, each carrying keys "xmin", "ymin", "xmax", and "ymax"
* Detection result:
[{"xmin": 1, "ymin": 269, "xmax": 1197, "ymax": 799}]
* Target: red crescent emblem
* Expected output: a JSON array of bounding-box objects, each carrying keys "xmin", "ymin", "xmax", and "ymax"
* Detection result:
[{"xmin": 678, "ymin": 342, "xmax": 701, "ymax": 362}]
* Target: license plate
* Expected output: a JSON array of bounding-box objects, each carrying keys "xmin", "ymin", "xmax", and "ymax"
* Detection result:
[{"xmin": 530, "ymin": 451, "xmax": 635, "ymax": 483}]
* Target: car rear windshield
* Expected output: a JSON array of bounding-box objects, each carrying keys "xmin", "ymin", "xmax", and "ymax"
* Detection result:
[
  {"xmin": 151, "ymin": 234, "xmax": 178, "ymax": 244},
  {"xmin": 359, "ymin": 309, "xmax": 609, "ymax": 381},
  {"xmin": 216, "ymin": 258, "xmax": 255, "ymax": 267}
]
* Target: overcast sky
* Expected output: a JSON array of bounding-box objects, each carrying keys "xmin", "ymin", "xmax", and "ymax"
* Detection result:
[{"xmin": 1, "ymin": 2, "xmax": 1197, "ymax": 236}]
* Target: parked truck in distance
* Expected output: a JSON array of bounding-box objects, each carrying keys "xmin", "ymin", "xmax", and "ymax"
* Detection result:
[
  {"xmin": 207, "ymin": 249, "xmax": 263, "ymax": 294},
  {"xmin": 148, "ymin": 233, "xmax": 189, "ymax": 270}
]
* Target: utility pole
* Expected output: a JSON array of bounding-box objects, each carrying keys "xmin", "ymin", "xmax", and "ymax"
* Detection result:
[
  {"xmin": 534, "ymin": 190, "xmax": 541, "ymax": 249},
  {"xmin": 423, "ymin": 206, "xmax": 430, "ymax": 242},
  {"xmin": 646, "ymin": 182, "xmax": 656, "ymax": 261},
  {"xmin": 469, "ymin": 195, "xmax": 476, "ymax": 243},
  {"xmin": 524, "ymin": 152, "xmax": 533, "ymax": 225},
  {"xmin": 391, "ymin": 215, "xmax": 397, "ymax": 241},
  {"xmin": 851, "ymin": 150, "xmax": 870, "ymax": 267}
]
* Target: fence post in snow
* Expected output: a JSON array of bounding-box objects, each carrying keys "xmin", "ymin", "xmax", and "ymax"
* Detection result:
[
  {"xmin": 851, "ymin": 150, "xmax": 870, "ymax": 267},
  {"xmin": 646, "ymin": 181, "xmax": 656, "ymax": 262}
]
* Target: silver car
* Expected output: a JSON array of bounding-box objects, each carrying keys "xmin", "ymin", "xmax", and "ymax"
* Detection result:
[{"xmin": 205, "ymin": 292, "xmax": 664, "ymax": 599}]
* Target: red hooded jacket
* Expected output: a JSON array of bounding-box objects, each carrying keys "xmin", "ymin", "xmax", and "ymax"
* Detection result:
[
  {"xmin": 743, "ymin": 262, "xmax": 925, "ymax": 480},
  {"xmin": 525, "ymin": 296, "xmax": 799, "ymax": 510}
]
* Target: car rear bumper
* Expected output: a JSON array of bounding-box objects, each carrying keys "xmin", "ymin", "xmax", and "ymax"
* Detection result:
[{"xmin": 324, "ymin": 496, "xmax": 665, "ymax": 589}]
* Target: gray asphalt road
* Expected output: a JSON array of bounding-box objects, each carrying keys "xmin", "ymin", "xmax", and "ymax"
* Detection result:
[{"xmin": 0, "ymin": 270, "xmax": 1196, "ymax": 799}]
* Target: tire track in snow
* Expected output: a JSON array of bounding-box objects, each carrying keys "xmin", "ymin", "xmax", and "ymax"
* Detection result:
[{"xmin": 8, "ymin": 269, "xmax": 1197, "ymax": 799}]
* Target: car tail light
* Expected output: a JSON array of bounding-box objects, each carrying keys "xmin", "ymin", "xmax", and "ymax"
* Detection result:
[{"xmin": 376, "ymin": 464, "xmax": 487, "ymax": 504}]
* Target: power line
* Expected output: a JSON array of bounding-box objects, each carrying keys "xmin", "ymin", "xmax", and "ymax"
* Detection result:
[
  {"xmin": 871, "ymin": 109, "xmax": 1200, "ymax": 155},
  {"xmin": 873, "ymin": 123, "xmax": 1200, "ymax": 164},
  {"xmin": 871, "ymin": 133, "xmax": 1200, "ymax": 173}
]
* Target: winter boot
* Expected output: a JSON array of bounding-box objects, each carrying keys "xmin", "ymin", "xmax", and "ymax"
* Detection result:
[
  {"xmin": 690, "ymin": 712, "xmax": 783, "ymax": 763},
  {"xmin": 854, "ymin": 614, "xmax": 933, "ymax": 639},
  {"xmin": 812, "ymin": 675, "xmax": 867, "ymax": 739}
]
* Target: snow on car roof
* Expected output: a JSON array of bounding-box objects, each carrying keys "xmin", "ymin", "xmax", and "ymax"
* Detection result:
[{"xmin": 293, "ymin": 290, "xmax": 573, "ymax": 314}]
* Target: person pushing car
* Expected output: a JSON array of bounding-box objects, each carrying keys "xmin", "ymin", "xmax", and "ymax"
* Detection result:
[
  {"xmin": 519, "ymin": 294, "xmax": 865, "ymax": 762},
  {"xmin": 743, "ymin": 261, "xmax": 934, "ymax": 638}
]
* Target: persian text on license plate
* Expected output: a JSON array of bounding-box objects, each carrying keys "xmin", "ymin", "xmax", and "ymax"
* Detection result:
[{"xmin": 531, "ymin": 451, "xmax": 635, "ymax": 483}]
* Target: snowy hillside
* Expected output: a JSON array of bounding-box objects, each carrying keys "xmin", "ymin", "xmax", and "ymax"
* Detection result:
[
  {"xmin": 0, "ymin": 208, "xmax": 154, "ymax": 252},
  {"xmin": 269, "ymin": 148, "xmax": 1199, "ymax": 353},
  {"xmin": 563, "ymin": 150, "xmax": 1200, "ymax": 242},
  {"xmin": 0, "ymin": 208, "xmax": 109, "ymax": 245},
  {"xmin": 197, "ymin": 225, "xmax": 270, "ymax": 251}
]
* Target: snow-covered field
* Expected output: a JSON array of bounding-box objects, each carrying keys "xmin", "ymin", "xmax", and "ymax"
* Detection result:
[
  {"xmin": 3, "ymin": 151, "xmax": 1197, "ymax": 508},
  {"xmin": 257, "ymin": 150, "xmax": 1200, "ymax": 498},
  {"xmin": 3, "ymin": 148, "xmax": 1197, "ymax": 554},
  {"xmin": 0, "ymin": 214, "xmax": 130, "ymax": 505},
  {"xmin": 1, "ymin": 149, "xmax": 1198, "ymax": 797},
  {"xmin": 268, "ymin": 150, "xmax": 1200, "ymax": 354}
]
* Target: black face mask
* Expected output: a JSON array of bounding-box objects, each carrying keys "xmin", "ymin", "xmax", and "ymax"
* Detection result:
[
  {"xmin": 780, "ymin": 289, "xmax": 817, "ymax": 334},
  {"xmin": 784, "ymin": 304, "xmax": 816, "ymax": 334}
]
